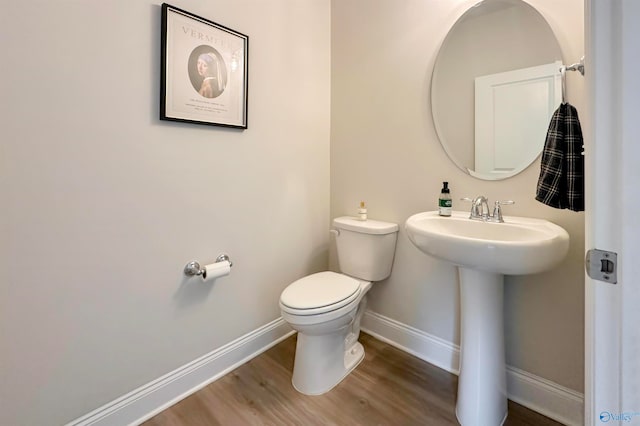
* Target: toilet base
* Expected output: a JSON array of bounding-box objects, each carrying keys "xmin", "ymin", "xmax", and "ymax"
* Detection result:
[
  {"xmin": 291, "ymin": 331, "xmax": 365, "ymax": 396},
  {"xmin": 344, "ymin": 341, "xmax": 365, "ymax": 372},
  {"xmin": 284, "ymin": 282, "xmax": 372, "ymax": 396}
]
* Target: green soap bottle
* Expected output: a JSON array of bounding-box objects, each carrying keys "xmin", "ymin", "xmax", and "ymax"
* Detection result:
[{"xmin": 439, "ymin": 182, "xmax": 452, "ymax": 216}]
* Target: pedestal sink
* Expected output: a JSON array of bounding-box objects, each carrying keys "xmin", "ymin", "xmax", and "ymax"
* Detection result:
[{"xmin": 405, "ymin": 211, "xmax": 569, "ymax": 426}]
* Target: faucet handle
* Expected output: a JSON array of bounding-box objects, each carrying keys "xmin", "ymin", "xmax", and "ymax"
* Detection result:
[{"xmin": 492, "ymin": 200, "xmax": 515, "ymax": 222}]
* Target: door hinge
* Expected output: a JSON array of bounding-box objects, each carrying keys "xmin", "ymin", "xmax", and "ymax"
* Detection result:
[{"xmin": 585, "ymin": 249, "xmax": 617, "ymax": 284}]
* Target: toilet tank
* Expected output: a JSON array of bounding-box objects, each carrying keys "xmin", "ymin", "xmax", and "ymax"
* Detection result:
[{"xmin": 333, "ymin": 216, "xmax": 399, "ymax": 282}]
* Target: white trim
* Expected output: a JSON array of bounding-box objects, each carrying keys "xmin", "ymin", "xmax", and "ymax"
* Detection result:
[
  {"xmin": 361, "ymin": 310, "xmax": 460, "ymax": 374},
  {"xmin": 585, "ymin": 1, "xmax": 640, "ymax": 424},
  {"xmin": 66, "ymin": 318, "xmax": 293, "ymax": 426},
  {"xmin": 361, "ymin": 310, "xmax": 584, "ymax": 426},
  {"xmin": 584, "ymin": 1, "xmax": 623, "ymax": 424},
  {"xmin": 507, "ymin": 366, "xmax": 584, "ymax": 426}
]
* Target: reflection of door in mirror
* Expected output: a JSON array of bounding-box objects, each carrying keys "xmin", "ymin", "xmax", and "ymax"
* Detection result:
[
  {"xmin": 473, "ymin": 62, "xmax": 562, "ymax": 180},
  {"xmin": 431, "ymin": 0, "xmax": 563, "ymax": 181}
]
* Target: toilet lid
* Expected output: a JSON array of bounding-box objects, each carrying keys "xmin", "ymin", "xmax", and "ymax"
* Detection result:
[{"xmin": 280, "ymin": 271, "xmax": 361, "ymax": 313}]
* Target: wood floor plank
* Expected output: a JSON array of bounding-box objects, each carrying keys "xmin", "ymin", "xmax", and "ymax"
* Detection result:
[{"xmin": 144, "ymin": 333, "xmax": 563, "ymax": 426}]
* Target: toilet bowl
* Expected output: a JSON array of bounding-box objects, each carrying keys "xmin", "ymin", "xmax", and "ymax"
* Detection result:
[
  {"xmin": 279, "ymin": 217, "xmax": 398, "ymax": 395},
  {"xmin": 280, "ymin": 271, "xmax": 371, "ymax": 395}
]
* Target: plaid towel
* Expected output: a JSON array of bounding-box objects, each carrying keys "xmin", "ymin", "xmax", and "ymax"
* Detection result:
[{"xmin": 535, "ymin": 103, "xmax": 584, "ymax": 212}]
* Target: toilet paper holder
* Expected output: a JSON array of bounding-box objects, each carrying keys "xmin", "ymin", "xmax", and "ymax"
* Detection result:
[{"xmin": 184, "ymin": 254, "xmax": 233, "ymax": 277}]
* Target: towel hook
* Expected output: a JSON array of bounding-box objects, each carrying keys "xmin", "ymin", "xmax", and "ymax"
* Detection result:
[
  {"xmin": 559, "ymin": 56, "xmax": 585, "ymax": 104},
  {"xmin": 560, "ymin": 66, "xmax": 567, "ymax": 104}
]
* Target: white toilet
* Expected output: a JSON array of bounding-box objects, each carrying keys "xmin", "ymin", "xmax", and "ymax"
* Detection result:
[{"xmin": 279, "ymin": 216, "xmax": 398, "ymax": 395}]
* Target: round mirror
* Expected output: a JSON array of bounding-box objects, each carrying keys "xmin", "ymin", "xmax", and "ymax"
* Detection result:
[{"xmin": 431, "ymin": 0, "xmax": 563, "ymax": 180}]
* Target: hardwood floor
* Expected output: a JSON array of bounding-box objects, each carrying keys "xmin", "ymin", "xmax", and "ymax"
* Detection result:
[{"xmin": 144, "ymin": 333, "xmax": 563, "ymax": 426}]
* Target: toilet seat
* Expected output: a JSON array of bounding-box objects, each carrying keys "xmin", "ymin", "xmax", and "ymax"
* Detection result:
[{"xmin": 280, "ymin": 271, "xmax": 361, "ymax": 316}]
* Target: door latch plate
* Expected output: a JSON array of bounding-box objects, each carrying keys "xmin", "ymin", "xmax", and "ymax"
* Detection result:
[{"xmin": 585, "ymin": 249, "xmax": 617, "ymax": 284}]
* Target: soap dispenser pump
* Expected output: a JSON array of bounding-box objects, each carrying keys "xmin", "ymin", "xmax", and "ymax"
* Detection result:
[{"xmin": 439, "ymin": 182, "xmax": 452, "ymax": 216}]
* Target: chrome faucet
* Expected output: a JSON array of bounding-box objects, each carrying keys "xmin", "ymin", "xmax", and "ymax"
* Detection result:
[
  {"xmin": 461, "ymin": 196, "xmax": 515, "ymax": 223},
  {"xmin": 473, "ymin": 195, "xmax": 490, "ymax": 220}
]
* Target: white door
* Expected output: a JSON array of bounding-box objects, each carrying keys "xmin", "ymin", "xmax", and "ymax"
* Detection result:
[
  {"xmin": 474, "ymin": 62, "xmax": 562, "ymax": 179},
  {"xmin": 585, "ymin": 0, "xmax": 640, "ymax": 424}
]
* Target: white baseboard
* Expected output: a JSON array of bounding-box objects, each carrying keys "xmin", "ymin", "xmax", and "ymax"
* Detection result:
[
  {"xmin": 361, "ymin": 310, "xmax": 584, "ymax": 426},
  {"xmin": 507, "ymin": 366, "xmax": 584, "ymax": 426},
  {"xmin": 361, "ymin": 310, "xmax": 461, "ymax": 374},
  {"xmin": 66, "ymin": 318, "xmax": 293, "ymax": 426}
]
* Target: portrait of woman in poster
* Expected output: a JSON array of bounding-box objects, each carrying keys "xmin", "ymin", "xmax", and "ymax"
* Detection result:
[{"xmin": 196, "ymin": 52, "xmax": 225, "ymax": 98}]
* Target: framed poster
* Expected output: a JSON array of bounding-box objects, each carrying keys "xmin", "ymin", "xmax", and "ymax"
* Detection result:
[{"xmin": 160, "ymin": 4, "xmax": 248, "ymax": 128}]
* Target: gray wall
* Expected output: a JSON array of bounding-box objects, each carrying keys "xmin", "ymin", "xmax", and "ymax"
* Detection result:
[
  {"xmin": 331, "ymin": 0, "xmax": 585, "ymax": 392},
  {"xmin": 0, "ymin": 1, "xmax": 330, "ymax": 424}
]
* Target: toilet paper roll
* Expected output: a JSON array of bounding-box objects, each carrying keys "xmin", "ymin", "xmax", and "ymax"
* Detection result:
[{"xmin": 202, "ymin": 261, "xmax": 231, "ymax": 282}]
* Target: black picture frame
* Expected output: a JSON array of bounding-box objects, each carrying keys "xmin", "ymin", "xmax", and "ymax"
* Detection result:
[{"xmin": 160, "ymin": 4, "xmax": 248, "ymax": 129}]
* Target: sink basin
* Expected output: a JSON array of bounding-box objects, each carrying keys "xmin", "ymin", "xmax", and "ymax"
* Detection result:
[
  {"xmin": 405, "ymin": 210, "xmax": 570, "ymax": 425},
  {"xmin": 405, "ymin": 210, "xmax": 569, "ymax": 275}
]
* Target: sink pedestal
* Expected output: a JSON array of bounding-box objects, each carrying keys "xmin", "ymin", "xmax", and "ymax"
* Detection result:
[
  {"xmin": 456, "ymin": 267, "xmax": 507, "ymax": 426},
  {"xmin": 405, "ymin": 211, "xmax": 570, "ymax": 425}
]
